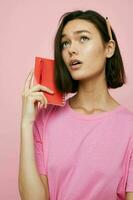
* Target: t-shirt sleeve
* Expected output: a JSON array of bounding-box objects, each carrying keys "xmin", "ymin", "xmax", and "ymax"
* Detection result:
[
  {"xmin": 33, "ymin": 105, "xmax": 53, "ymax": 175},
  {"xmin": 125, "ymin": 146, "xmax": 133, "ymax": 192}
]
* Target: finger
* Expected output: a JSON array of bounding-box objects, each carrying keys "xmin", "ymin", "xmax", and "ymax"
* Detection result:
[
  {"xmin": 30, "ymin": 93, "xmax": 47, "ymax": 109},
  {"xmin": 22, "ymin": 83, "xmax": 54, "ymax": 98},
  {"xmin": 38, "ymin": 95, "xmax": 48, "ymax": 109},
  {"xmin": 30, "ymin": 84, "xmax": 54, "ymax": 94},
  {"xmin": 24, "ymin": 69, "xmax": 33, "ymax": 87},
  {"xmin": 37, "ymin": 93, "xmax": 48, "ymax": 109},
  {"xmin": 31, "ymin": 92, "xmax": 48, "ymax": 105},
  {"xmin": 24, "ymin": 69, "xmax": 34, "ymax": 90},
  {"xmin": 22, "ymin": 69, "xmax": 33, "ymax": 96},
  {"xmin": 29, "ymin": 71, "xmax": 34, "ymax": 89}
]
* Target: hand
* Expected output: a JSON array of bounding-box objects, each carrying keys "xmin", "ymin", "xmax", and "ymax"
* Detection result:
[{"xmin": 21, "ymin": 69, "xmax": 54, "ymax": 124}]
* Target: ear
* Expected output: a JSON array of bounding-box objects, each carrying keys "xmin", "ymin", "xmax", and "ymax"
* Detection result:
[{"xmin": 105, "ymin": 39, "xmax": 116, "ymax": 58}]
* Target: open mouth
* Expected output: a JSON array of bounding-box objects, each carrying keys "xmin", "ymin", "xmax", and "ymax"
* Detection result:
[
  {"xmin": 69, "ymin": 60, "xmax": 83, "ymax": 69},
  {"xmin": 70, "ymin": 62, "xmax": 82, "ymax": 69},
  {"xmin": 71, "ymin": 60, "xmax": 82, "ymax": 65}
]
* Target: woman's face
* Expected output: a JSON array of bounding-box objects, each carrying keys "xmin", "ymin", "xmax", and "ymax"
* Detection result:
[{"xmin": 61, "ymin": 19, "xmax": 108, "ymax": 81}]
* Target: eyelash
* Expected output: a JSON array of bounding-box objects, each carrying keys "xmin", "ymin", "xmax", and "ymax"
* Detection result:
[{"xmin": 61, "ymin": 36, "xmax": 90, "ymax": 49}]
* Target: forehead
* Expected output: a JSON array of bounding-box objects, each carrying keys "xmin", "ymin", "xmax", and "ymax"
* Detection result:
[{"xmin": 61, "ymin": 19, "xmax": 98, "ymax": 37}]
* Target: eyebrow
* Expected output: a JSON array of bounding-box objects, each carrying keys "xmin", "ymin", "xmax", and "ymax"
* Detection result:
[{"xmin": 61, "ymin": 30, "xmax": 92, "ymax": 39}]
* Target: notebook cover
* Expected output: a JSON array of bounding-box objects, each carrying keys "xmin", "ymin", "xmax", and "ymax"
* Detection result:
[{"xmin": 33, "ymin": 56, "xmax": 66, "ymax": 106}]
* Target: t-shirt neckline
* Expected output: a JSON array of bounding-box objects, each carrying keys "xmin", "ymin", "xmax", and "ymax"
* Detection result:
[{"xmin": 65, "ymin": 99, "xmax": 125, "ymax": 120}]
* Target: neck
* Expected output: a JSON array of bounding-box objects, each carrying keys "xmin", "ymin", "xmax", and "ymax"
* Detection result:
[{"xmin": 72, "ymin": 75, "xmax": 117, "ymax": 110}]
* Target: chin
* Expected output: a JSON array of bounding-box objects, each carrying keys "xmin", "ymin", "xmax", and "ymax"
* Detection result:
[
  {"xmin": 70, "ymin": 71, "xmax": 92, "ymax": 80},
  {"xmin": 71, "ymin": 75, "xmax": 89, "ymax": 81}
]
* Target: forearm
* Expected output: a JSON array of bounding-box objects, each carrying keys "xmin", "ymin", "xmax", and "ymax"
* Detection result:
[{"xmin": 18, "ymin": 122, "xmax": 47, "ymax": 200}]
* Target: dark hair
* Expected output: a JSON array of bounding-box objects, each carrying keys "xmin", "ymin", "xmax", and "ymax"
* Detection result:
[{"xmin": 54, "ymin": 10, "xmax": 126, "ymax": 94}]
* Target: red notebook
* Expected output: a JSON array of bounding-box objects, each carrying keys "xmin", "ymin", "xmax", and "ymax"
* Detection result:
[{"xmin": 33, "ymin": 57, "xmax": 66, "ymax": 106}]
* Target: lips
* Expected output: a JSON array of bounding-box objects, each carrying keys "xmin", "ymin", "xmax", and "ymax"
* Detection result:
[{"xmin": 69, "ymin": 59, "xmax": 82, "ymax": 66}]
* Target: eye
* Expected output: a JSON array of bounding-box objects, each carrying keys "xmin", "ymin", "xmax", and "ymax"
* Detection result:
[
  {"xmin": 80, "ymin": 36, "xmax": 90, "ymax": 42},
  {"xmin": 61, "ymin": 36, "xmax": 90, "ymax": 49},
  {"xmin": 61, "ymin": 41, "xmax": 69, "ymax": 49}
]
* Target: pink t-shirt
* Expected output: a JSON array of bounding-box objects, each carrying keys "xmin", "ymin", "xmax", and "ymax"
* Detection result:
[{"xmin": 33, "ymin": 98, "xmax": 133, "ymax": 200}]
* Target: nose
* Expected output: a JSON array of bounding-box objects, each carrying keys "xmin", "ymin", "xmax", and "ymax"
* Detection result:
[{"xmin": 68, "ymin": 42, "xmax": 79, "ymax": 55}]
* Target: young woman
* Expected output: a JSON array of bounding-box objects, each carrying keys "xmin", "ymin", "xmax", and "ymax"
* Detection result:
[{"xmin": 18, "ymin": 10, "xmax": 133, "ymax": 200}]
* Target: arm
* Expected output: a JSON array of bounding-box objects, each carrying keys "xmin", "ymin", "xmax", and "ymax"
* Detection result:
[
  {"xmin": 126, "ymin": 192, "xmax": 133, "ymax": 200},
  {"xmin": 40, "ymin": 175, "xmax": 50, "ymax": 199},
  {"xmin": 18, "ymin": 122, "xmax": 49, "ymax": 200}
]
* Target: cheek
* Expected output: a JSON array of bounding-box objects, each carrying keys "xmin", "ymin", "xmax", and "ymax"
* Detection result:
[{"xmin": 84, "ymin": 44, "xmax": 105, "ymax": 63}]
